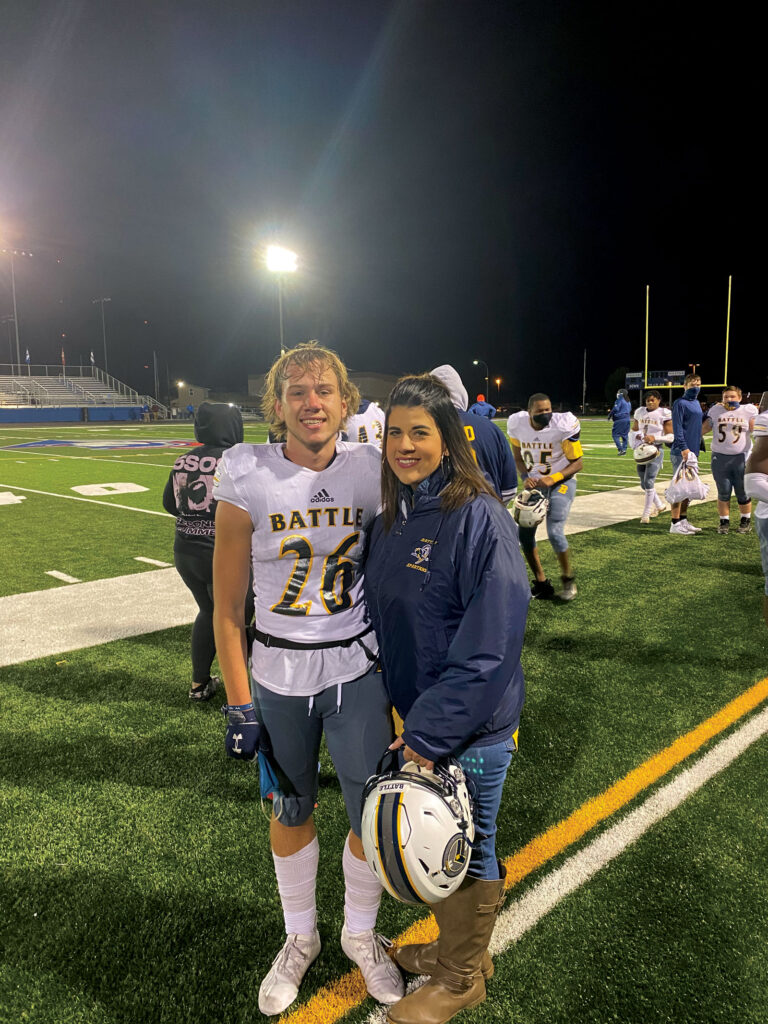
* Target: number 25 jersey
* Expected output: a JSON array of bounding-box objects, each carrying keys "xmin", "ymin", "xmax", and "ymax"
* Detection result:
[
  {"xmin": 213, "ymin": 440, "xmax": 381, "ymax": 695},
  {"xmin": 506, "ymin": 411, "xmax": 582, "ymax": 476}
]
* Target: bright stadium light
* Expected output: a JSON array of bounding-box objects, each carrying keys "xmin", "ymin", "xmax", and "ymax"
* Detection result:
[
  {"xmin": 473, "ymin": 359, "xmax": 490, "ymax": 398},
  {"xmin": 265, "ymin": 245, "xmax": 299, "ymax": 354},
  {"xmin": 266, "ymin": 245, "xmax": 298, "ymax": 274}
]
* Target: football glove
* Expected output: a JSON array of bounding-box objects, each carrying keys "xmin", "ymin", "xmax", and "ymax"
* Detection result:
[{"xmin": 223, "ymin": 704, "xmax": 260, "ymax": 761}]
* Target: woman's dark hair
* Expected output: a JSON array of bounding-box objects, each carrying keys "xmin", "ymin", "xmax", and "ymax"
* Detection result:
[{"xmin": 381, "ymin": 374, "xmax": 499, "ymax": 532}]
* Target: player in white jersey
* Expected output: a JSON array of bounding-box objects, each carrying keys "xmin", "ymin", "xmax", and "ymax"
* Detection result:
[
  {"xmin": 630, "ymin": 391, "xmax": 673, "ymax": 522},
  {"xmin": 345, "ymin": 397, "xmax": 385, "ymax": 449},
  {"xmin": 507, "ymin": 393, "xmax": 583, "ymax": 600},
  {"xmin": 745, "ymin": 395, "xmax": 768, "ymax": 627},
  {"xmin": 702, "ymin": 386, "xmax": 756, "ymax": 534},
  {"xmin": 212, "ymin": 342, "xmax": 403, "ymax": 1016}
]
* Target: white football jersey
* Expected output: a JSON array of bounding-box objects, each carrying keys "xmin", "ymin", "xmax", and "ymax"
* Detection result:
[
  {"xmin": 633, "ymin": 406, "xmax": 672, "ymax": 440},
  {"xmin": 346, "ymin": 401, "xmax": 386, "ymax": 449},
  {"xmin": 213, "ymin": 441, "xmax": 381, "ymax": 696},
  {"xmin": 707, "ymin": 404, "xmax": 755, "ymax": 455},
  {"xmin": 507, "ymin": 411, "xmax": 582, "ymax": 476},
  {"xmin": 747, "ymin": 411, "xmax": 768, "ymax": 518}
]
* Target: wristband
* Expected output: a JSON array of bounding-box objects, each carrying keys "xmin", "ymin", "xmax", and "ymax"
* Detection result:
[
  {"xmin": 550, "ymin": 472, "xmax": 564, "ymax": 484},
  {"xmin": 228, "ymin": 701, "xmax": 255, "ymax": 712}
]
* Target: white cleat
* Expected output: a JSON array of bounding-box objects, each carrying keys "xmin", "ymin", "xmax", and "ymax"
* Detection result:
[
  {"xmin": 669, "ymin": 521, "xmax": 690, "ymax": 535},
  {"xmin": 258, "ymin": 930, "xmax": 322, "ymax": 1016},
  {"xmin": 341, "ymin": 925, "xmax": 405, "ymax": 1004},
  {"xmin": 640, "ymin": 514, "xmax": 651, "ymax": 524},
  {"xmin": 560, "ymin": 577, "xmax": 578, "ymax": 601},
  {"xmin": 682, "ymin": 521, "xmax": 702, "ymax": 533}
]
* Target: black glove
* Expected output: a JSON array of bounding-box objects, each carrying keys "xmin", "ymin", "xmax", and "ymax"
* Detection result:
[{"xmin": 223, "ymin": 704, "xmax": 260, "ymax": 761}]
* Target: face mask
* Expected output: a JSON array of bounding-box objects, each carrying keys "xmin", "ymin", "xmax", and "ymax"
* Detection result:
[
  {"xmin": 532, "ymin": 412, "xmax": 552, "ymax": 427},
  {"xmin": 724, "ymin": 399, "xmax": 740, "ymax": 410},
  {"xmin": 683, "ymin": 386, "xmax": 700, "ymax": 400}
]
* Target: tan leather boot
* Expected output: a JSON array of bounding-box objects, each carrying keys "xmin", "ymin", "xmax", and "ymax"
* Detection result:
[{"xmin": 386, "ymin": 868, "xmax": 506, "ymax": 1024}]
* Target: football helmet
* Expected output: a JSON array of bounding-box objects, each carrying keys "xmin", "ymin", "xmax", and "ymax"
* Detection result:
[
  {"xmin": 361, "ymin": 754, "xmax": 475, "ymax": 905},
  {"xmin": 512, "ymin": 488, "xmax": 549, "ymax": 528},
  {"xmin": 633, "ymin": 442, "xmax": 659, "ymax": 464}
]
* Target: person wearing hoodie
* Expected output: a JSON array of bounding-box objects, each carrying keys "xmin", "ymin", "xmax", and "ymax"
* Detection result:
[
  {"xmin": 431, "ymin": 365, "xmax": 517, "ymax": 503},
  {"xmin": 468, "ymin": 393, "xmax": 496, "ymax": 419},
  {"xmin": 162, "ymin": 401, "xmax": 253, "ymax": 701},
  {"xmin": 669, "ymin": 374, "xmax": 704, "ymax": 535},
  {"xmin": 608, "ymin": 389, "xmax": 632, "ymax": 454},
  {"xmin": 364, "ymin": 373, "xmax": 530, "ymax": 1024}
]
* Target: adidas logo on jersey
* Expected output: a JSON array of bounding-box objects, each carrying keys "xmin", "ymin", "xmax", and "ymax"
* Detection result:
[{"xmin": 310, "ymin": 488, "xmax": 335, "ymax": 503}]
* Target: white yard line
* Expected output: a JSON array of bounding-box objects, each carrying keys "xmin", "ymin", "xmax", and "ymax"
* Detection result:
[
  {"xmin": 0, "ymin": 482, "xmax": 172, "ymax": 516},
  {"xmin": 0, "ymin": 568, "xmax": 197, "ymax": 666},
  {"xmin": 0, "ymin": 450, "xmax": 175, "ymax": 469},
  {"xmin": 363, "ymin": 705, "xmax": 768, "ymax": 1024},
  {"xmin": 45, "ymin": 570, "xmax": 82, "ymax": 583},
  {"xmin": 134, "ymin": 556, "xmax": 173, "ymax": 567}
]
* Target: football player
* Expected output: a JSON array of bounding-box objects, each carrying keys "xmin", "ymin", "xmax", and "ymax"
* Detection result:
[
  {"xmin": 344, "ymin": 396, "xmax": 386, "ymax": 449},
  {"xmin": 745, "ymin": 393, "xmax": 768, "ymax": 627},
  {"xmin": 212, "ymin": 342, "xmax": 403, "ymax": 1016},
  {"xmin": 630, "ymin": 390, "xmax": 672, "ymax": 523},
  {"xmin": 702, "ymin": 386, "xmax": 756, "ymax": 534},
  {"xmin": 507, "ymin": 394, "xmax": 583, "ymax": 600},
  {"xmin": 669, "ymin": 374, "xmax": 704, "ymax": 534},
  {"xmin": 431, "ymin": 365, "xmax": 517, "ymax": 502}
]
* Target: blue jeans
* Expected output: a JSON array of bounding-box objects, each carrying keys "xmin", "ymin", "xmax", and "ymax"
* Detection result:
[
  {"xmin": 612, "ymin": 421, "xmax": 630, "ymax": 453},
  {"xmin": 518, "ymin": 477, "xmax": 577, "ymax": 555},
  {"xmin": 636, "ymin": 451, "xmax": 663, "ymax": 490},
  {"xmin": 457, "ymin": 735, "xmax": 517, "ymax": 880}
]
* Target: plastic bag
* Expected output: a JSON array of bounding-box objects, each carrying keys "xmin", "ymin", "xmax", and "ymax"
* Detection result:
[{"xmin": 665, "ymin": 457, "xmax": 710, "ymax": 504}]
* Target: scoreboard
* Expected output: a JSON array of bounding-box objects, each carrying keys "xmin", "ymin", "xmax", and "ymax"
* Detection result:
[{"xmin": 625, "ymin": 370, "xmax": 685, "ymax": 390}]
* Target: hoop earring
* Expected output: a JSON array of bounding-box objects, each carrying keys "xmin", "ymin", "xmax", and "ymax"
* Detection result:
[{"xmin": 440, "ymin": 453, "xmax": 450, "ymax": 476}]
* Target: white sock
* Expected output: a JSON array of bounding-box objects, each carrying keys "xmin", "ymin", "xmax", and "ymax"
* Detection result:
[
  {"xmin": 643, "ymin": 491, "xmax": 656, "ymax": 515},
  {"xmin": 653, "ymin": 491, "xmax": 664, "ymax": 508},
  {"xmin": 273, "ymin": 837, "xmax": 319, "ymax": 935},
  {"xmin": 741, "ymin": 512, "xmax": 751, "ymax": 519},
  {"xmin": 343, "ymin": 834, "xmax": 382, "ymax": 934}
]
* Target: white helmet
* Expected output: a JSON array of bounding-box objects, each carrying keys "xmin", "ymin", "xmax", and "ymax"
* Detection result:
[
  {"xmin": 361, "ymin": 755, "xmax": 475, "ymax": 905},
  {"xmin": 633, "ymin": 442, "xmax": 659, "ymax": 464},
  {"xmin": 512, "ymin": 488, "xmax": 549, "ymax": 528}
]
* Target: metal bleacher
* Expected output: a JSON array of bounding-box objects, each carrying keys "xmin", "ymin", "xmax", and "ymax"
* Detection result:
[{"xmin": 0, "ymin": 364, "xmax": 168, "ymax": 415}]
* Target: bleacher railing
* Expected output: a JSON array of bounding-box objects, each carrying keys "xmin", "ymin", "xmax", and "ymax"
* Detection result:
[{"xmin": 0, "ymin": 364, "xmax": 168, "ymax": 415}]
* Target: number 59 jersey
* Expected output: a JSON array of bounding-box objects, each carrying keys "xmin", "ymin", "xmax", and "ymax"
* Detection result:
[
  {"xmin": 213, "ymin": 441, "xmax": 382, "ymax": 695},
  {"xmin": 506, "ymin": 411, "xmax": 582, "ymax": 477}
]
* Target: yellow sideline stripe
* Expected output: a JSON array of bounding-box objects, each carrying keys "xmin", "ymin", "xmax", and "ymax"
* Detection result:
[{"xmin": 278, "ymin": 675, "xmax": 768, "ymax": 1024}]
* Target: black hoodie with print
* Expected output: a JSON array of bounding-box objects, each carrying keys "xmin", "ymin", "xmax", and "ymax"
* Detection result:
[{"xmin": 162, "ymin": 402, "xmax": 244, "ymax": 552}]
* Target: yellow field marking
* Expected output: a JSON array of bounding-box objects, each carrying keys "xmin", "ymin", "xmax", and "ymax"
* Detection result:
[{"xmin": 278, "ymin": 675, "xmax": 768, "ymax": 1024}]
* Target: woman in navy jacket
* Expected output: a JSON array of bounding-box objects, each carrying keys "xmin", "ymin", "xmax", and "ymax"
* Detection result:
[{"xmin": 364, "ymin": 374, "xmax": 530, "ymax": 1024}]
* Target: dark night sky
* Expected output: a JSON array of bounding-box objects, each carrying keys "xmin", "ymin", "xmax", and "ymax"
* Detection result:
[{"xmin": 0, "ymin": 1, "xmax": 760, "ymax": 404}]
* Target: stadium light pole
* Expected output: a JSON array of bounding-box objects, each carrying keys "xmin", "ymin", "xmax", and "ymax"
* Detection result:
[
  {"xmin": 1, "ymin": 315, "xmax": 14, "ymax": 366},
  {"xmin": 473, "ymin": 359, "xmax": 489, "ymax": 398},
  {"xmin": 92, "ymin": 297, "xmax": 111, "ymax": 372},
  {"xmin": 494, "ymin": 377, "xmax": 501, "ymax": 400},
  {"xmin": 1, "ymin": 248, "xmax": 33, "ymax": 374},
  {"xmin": 265, "ymin": 245, "xmax": 298, "ymax": 354}
]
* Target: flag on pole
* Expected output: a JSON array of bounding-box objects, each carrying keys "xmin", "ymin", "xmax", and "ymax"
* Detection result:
[
  {"xmin": 25, "ymin": 349, "xmax": 30, "ymax": 364},
  {"xmin": 90, "ymin": 350, "xmax": 95, "ymax": 365}
]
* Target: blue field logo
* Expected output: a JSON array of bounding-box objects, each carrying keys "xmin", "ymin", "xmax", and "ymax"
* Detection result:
[{"xmin": 5, "ymin": 439, "xmax": 200, "ymax": 450}]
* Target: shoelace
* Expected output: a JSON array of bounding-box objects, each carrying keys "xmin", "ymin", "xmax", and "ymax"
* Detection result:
[
  {"xmin": 357, "ymin": 932, "xmax": 393, "ymax": 965},
  {"xmin": 270, "ymin": 936, "xmax": 312, "ymax": 974}
]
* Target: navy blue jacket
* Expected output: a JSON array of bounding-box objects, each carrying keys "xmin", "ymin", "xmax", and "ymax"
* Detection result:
[
  {"xmin": 672, "ymin": 396, "xmax": 704, "ymax": 455},
  {"xmin": 459, "ymin": 410, "xmax": 517, "ymax": 502},
  {"xmin": 364, "ymin": 471, "xmax": 530, "ymax": 762},
  {"xmin": 609, "ymin": 396, "xmax": 631, "ymax": 424}
]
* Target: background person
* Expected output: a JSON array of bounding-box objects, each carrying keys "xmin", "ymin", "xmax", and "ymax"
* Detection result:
[
  {"xmin": 702, "ymin": 386, "xmax": 756, "ymax": 534},
  {"xmin": 468, "ymin": 393, "xmax": 496, "ymax": 419},
  {"xmin": 162, "ymin": 401, "xmax": 251, "ymax": 701},
  {"xmin": 345, "ymin": 396, "xmax": 386, "ymax": 448},
  {"xmin": 608, "ymin": 388, "xmax": 632, "ymax": 454},
  {"xmin": 507, "ymin": 393, "xmax": 583, "ymax": 600},
  {"xmin": 431, "ymin": 364, "xmax": 517, "ymax": 502},
  {"xmin": 669, "ymin": 374, "xmax": 704, "ymax": 534},
  {"xmin": 364, "ymin": 374, "xmax": 529, "ymax": 1024},
  {"xmin": 212, "ymin": 342, "xmax": 403, "ymax": 1016},
  {"xmin": 631, "ymin": 390, "xmax": 672, "ymax": 523},
  {"xmin": 745, "ymin": 395, "xmax": 768, "ymax": 628}
]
